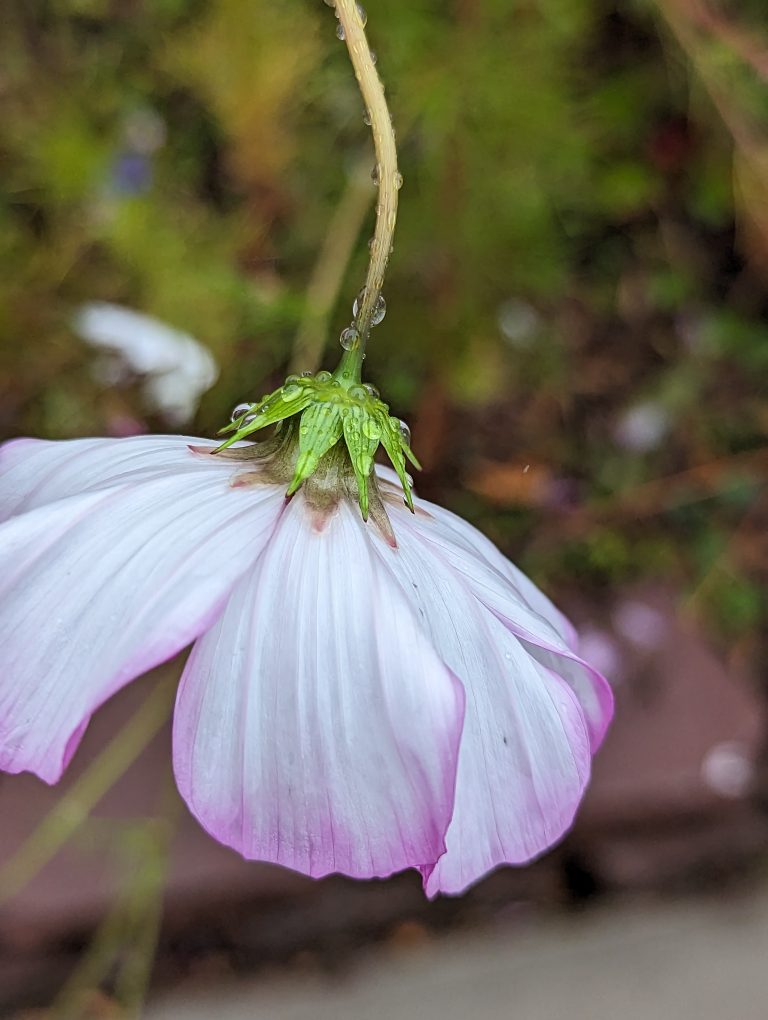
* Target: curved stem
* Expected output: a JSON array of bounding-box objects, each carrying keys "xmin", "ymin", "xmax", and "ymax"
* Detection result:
[{"xmin": 335, "ymin": 0, "xmax": 399, "ymax": 352}]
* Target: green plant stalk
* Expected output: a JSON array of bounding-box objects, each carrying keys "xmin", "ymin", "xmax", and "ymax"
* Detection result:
[
  {"xmin": 335, "ymin": 0, "xmax": 400, "ymax": 365},
  {"xmin": 0, "ymin": 673, "xmax": 176, "ymax": 904}
]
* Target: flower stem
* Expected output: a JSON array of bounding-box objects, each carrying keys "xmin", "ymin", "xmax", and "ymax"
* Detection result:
[{"xmin": 334, "ymin": 0, "xmax": 400, "ymax": 353}]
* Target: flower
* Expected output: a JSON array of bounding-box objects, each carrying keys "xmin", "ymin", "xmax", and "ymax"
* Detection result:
[
  {"xmin": 74, "ymin": 303, "xmax": 219, "ymax": 425},
  {"xmin": 0, "ymin": 375, "xmax": 612, "ymax": 897}
]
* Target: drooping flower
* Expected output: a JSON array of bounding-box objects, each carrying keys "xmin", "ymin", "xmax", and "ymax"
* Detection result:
[{"xmin": 0, "ymin": 367, "xmax": 612, "ymax": 897}]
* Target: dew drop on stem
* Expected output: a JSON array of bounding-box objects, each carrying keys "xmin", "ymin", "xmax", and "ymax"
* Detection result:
[{"xmin": 339, "ymin": 326, "xmax": 359, "ymax": 350}]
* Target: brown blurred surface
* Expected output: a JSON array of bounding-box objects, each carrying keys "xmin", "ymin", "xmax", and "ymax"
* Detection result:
[{"xmin": 145, "ymin": 886, "xmax": 768, "ymax": 1020}]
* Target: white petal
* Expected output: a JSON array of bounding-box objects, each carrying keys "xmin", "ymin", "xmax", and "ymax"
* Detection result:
[
  {"xmin": 0, "ymin": 434, "xmax": 238, "ymax": 521},
  {"xmin": 389, "ymin": 498, "xmax": 613, "ymax": 751},
  {"xmin": 0, "ymin": 463, "xmax": 283, "ymax": 782},
  {"xmin": 74, "ymin": 303, "xmax": 218, "ymax": 423},
  {"xmin": 373, "ymin": 516, "xmax": 592, "ymax": 897},
  {"xmin": 173, "ymin": 497, "xmax": 464, "ymax": 880},
  {"xmin": 420, "ymin": 498, "xmax": 577, "ymax": 647}
]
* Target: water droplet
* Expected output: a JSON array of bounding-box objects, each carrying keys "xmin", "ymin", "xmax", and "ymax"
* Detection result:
[
  {"xmin": 323, "ymin": 0, "xmax": 335, "ymax": 7},
  {"xmin": 398, "ymin": 420, "xmax": 411, "ymax": 445},
  {"xmin": 349, "ymin": 385, "xmax": 368, "ymax": 401},
  {"xmin": 394, "ymin": 171, "xmax": 403, "ymax": 189},
  {"xmin": 284, "ymin": 374, "xmax": 300, "ymax": 386},
  {"xmin": 339, "ymin": 326, "xmax": 359, "ymax": 350},
  {"xmin": 363, "ymin": 111, "xmax": 371, "ymax": 126},
  {"xmin": 283, "ymin": 383, "xmax": 301, "ymax": 399},
  {"xmin": 231, "ymin": 402, "xmax": 252, "ymax": 421},
  {"xmin": 370, "ymin": 50, "xmax": 377, "ymax": 65},
  {"xmin": 364, "ymin": 383, "xmax": 380, "ymax": 399},
  {"xmin": 335, "ymin": 21, "xmax": 346, "ymax": 40},
  {"xmin": 367, "ymin": 236, "xmax": 375, "ymax": 251},
  {"xmin": 315, "ymin": 370, "xmax": 332, "ymax": 383},
  {"xmin": 371, "ymin": 294, "xmax": 386, "ymax": 326},
  {"xmin": 356, "ymin": 3, "xmax": 367, "ymax": 26},
  {"xmin": 362, "ymin": 419, "xmax": 380, "ymax": 440},
  {"xmin": 371, "ymin": 164, "xmax": 380, "ymax": 186},
  {"xmin": 352, "ymin": 288, "xmax": 386, "ymax": 326}
]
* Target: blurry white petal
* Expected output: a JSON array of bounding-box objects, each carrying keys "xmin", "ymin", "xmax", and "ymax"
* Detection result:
[{"xmin": 74, "ymin": 303, "xmax": 218, "ymax": 423}]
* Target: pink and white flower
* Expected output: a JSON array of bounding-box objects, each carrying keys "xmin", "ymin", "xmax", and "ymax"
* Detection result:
[{"xmin": 0, "ymin": 430, "xmax": 612, "ymax": 896}]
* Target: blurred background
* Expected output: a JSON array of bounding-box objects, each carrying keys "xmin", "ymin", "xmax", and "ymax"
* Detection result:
[{"xmin": 2, "ymin": 0, "xmax": 768, "ymax": 1016}]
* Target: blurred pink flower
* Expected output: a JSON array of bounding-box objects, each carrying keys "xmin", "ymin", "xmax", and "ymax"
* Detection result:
[{"xmin": 0, "ymin": 434, "xmax": 612, "ymax": 896}]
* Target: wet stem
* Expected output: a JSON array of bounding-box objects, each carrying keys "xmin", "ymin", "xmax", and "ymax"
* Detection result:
[{"xmin": 334, "ymin": 0, "xmax": 399, "ymax": 351}]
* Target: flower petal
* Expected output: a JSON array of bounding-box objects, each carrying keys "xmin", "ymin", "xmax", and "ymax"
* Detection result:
[
  {"xmin": 0, "ymin": 467, "xmax": 284, "ymax": 782},
  {"xmin": 173, "ymin": 497, "xmax": 465, "ymax": 881},
  {"xmin": 373, "ymin": 517, "xmax": 591, "ymax": 897},
  {"xmin": 417, "ymin": 497, "xmax": 577, "ymax": 647},
  {"xmin": 387, "ymin": 496, "xmax": 613, "ymax": 751},
  {"xmin": 0, "ymin": 434, "xmax": 238, "ymax": 521}
]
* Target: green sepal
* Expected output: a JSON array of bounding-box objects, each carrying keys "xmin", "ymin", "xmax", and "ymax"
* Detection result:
[
  {"xmin": 216, "ymin": 378, "xmax": 316, "ymax": 451},
  {"xmin": 342, "ymin": 406, "xmax": 382, "ymax": 520},
  {"xmin": 403, "ymin": 443, "xmax": 422, "ymax": 471},
  {"xmin": 215, "ymin": 369, "xmax": 419, "ymax": 518},
  {"xmin": 380, "ymin": 415, "xmax": 415, "ymax": 512},
  {"xmin": 287, "ymin": 402, "xmax": 344, "ymax": 495}
]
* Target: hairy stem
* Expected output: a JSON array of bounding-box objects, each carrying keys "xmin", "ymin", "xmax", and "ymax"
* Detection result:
[{"xmin": 334, "ymin": 0, "xmax": 399, "ymax": 350}]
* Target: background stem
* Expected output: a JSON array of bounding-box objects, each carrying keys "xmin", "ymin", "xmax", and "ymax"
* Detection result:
[{"xmin": 290, "ymin": 157, "xmax": 373, "ymax": 374}]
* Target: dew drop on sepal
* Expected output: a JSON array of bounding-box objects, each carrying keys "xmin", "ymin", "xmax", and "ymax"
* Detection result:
[{"xmin": 231, "ymin": 402, "xmax": 252, "ymax": 421}]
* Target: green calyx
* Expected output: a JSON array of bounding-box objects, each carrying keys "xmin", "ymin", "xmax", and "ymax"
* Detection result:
[{"xmin": 216, "ymin": 358, "xmax": 420, "ymax": 520}]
